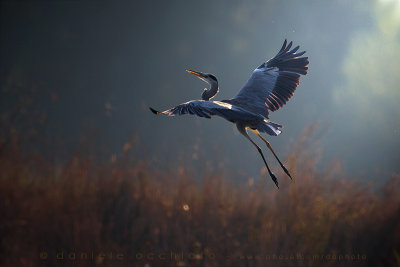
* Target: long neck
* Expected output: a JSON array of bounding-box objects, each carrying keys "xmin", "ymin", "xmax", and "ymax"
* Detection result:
[{"xmin": 201, "ymin": 82, "xmax": 219, "ymax": 101}]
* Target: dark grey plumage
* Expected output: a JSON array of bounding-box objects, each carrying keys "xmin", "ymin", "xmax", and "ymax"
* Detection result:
[
  {"xmin": 150, "ymin": 40, "xmax": 309, "ymax": 188},
  {"xmin": 229, "ymin": 40, "xmax": 308, "ymax": 116}
]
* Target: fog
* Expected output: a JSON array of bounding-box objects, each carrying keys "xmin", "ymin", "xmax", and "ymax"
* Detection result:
[{"xmin": 1, "ymin": 0, "xmax": 399, "ymax": 182}]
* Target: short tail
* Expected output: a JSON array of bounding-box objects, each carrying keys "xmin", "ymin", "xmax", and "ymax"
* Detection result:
[{"xmin": 258, "ymin": 120, "xmax": 282, "ymax": 136}]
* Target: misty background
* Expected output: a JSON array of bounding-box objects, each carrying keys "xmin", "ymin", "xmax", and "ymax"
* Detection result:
[{"xmin": 1, "ymin": 0, "xmax": 399, "ymax": 184}]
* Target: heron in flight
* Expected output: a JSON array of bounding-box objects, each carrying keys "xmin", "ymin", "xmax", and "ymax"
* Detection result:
[{"xmin": 150, "ymin": 40, "xmax": 308, "ymax": 188}]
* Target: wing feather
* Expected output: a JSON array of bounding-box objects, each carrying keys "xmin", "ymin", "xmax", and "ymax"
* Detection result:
[
  {"xmin": 154, "ymin": 100, "xmax": 259, "ymax": 122},
  {"xmin": 229, "ymin": 40, "xmax": 308, "ymax": 118}
]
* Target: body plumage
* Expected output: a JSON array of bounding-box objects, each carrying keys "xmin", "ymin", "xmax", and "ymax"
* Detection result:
[{"xmin": 150, "ymin": 40, "xmax": 309, "ymax": 188}]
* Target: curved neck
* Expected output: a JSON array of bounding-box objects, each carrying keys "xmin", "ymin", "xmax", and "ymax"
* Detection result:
[{"xmin": 201, "ymin": 82, "xmax": 219, "ymax": 101}]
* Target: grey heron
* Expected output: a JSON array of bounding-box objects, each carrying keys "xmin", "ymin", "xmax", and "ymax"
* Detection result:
[{"xmin": 150, "ymin": 40, "xmax": 309, "ymax": 188}]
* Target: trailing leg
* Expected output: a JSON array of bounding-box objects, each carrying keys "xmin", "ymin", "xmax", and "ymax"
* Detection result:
[
  {"xmin": 251, "ymin": 129, "xmax": 292, "ymax": 179},
  {"xmin": 237, "ymin": 124, "xmax": 279, "ymax": 188}
]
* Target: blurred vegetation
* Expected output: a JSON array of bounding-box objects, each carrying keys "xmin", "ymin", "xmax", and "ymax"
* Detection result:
[
  {"xmin": 0, "ymin": 83, "xmax": 399, "ymax": 267},
  {"xmin": 1, "ymin": 118, "xmax": 399, "ymax": 267}
]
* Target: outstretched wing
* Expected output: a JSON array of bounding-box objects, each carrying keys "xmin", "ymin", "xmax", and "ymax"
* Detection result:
[
  {"xmin": 231, "ymin": 40, "xmax": 309, "ymax": 118},
  {"xmin": 150, "ymin": 100, "xmax": 257, "ymax": 121}
]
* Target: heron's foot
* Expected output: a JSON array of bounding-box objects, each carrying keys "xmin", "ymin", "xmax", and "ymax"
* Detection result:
[
  {"xmin": 281, "ymin": 165, "xmax": 292, "ymax": 180},
  {"xmin": 269, "ymin": 172, "xmax": 279, "ymax": 189}
]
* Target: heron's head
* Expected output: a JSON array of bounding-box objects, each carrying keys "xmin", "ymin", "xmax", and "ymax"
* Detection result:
[
  {"xmin": 186, "ymin": 69, "xmax": 218, "ymax": 85},
  {"xmin": 186, "ymin": 69, "xmax": 219, "ymax": 101}
]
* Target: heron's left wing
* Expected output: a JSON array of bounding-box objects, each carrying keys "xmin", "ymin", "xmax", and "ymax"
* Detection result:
[
  {"xmin": 231, "ymin": 40, "xmax": 308, "ymax": 118},
  {"xmin": 150, "ymin": 100, "xmax": 256, "ymax": 121}
]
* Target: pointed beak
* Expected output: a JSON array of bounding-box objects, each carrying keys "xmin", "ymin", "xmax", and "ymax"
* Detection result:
[{"xmin": 186, "ymin": 69, "xmax": 205, "ymax": 78}]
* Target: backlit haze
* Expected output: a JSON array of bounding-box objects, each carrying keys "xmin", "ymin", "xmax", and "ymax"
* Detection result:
[{"xmin": 1, "ymin": 0, "xmax": 399, "ymax": 183}]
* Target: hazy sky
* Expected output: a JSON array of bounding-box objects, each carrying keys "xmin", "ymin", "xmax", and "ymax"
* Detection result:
[{"xmin": 1, "ymin": 0, "xmax": 399, "ymax": 183}]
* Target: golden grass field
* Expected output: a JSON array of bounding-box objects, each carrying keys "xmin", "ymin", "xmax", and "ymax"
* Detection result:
[{"xmin": 1, "ymin": 123, "xmax": 399, "ymax": 267}]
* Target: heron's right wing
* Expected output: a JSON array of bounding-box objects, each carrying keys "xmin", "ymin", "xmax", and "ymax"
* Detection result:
[
  {"xmin": 231, "ymin": 40, "xmax": 308, "ymax": 118},
  {"xmin": 150, "ymin": 100, "xmax": 256, "ymax": 121}
]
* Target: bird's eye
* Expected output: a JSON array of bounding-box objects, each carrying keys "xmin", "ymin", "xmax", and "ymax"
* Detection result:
[{"xmin": 209, "ymin": 75, "xmax": 217, "ymax": 81}]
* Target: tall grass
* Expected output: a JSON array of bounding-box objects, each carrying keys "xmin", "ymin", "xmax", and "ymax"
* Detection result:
[
  {"xmin": 1, "ymin": 125, "xmax": 399, "ymax": 267},
  {"xmin": 1, "ymin": 84, "xmax": 399, "ymax": 266}
]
